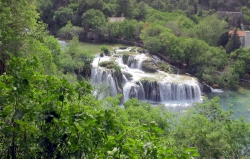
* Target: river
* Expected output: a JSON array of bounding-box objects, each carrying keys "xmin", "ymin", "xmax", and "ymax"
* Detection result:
[{"xmin": 207, "ymin": 83, "xmax": 250, "ymax": 122}]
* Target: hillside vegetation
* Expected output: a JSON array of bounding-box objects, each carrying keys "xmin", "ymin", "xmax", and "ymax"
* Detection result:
[
  {"xmin": 1, "ymin": 0, "xmax": 250, "ymax": 158},
  {"xmin": 37, "ymin": 0, "xmax": 250, "ymax": 89}
]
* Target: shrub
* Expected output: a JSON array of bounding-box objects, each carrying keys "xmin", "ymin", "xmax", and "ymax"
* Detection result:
[
  {"xmin": 57, "ymin": 22, "xmax": 84, "ymax": 40},
  {"xmin": 101, "ymin": 45, "xmax": 110, "ymax": 56}
]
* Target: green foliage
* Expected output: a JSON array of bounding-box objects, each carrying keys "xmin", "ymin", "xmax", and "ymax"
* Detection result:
[
  {"xmin": 53, "ymin": 6, "xmax": 74, "ymax": 28},
  {"xmin": 6, "ymin": 0, "xmax": 250, "ymax": 158},
  {"xmin": 140, "ymin": 24, "xmax": 174, "ymax": 53},
  {"xmin": 0, "ymin": 0, "xmax": 38, "ymax": 75},
  {"xmin": 100, "ymin": 45, "xmax": 110, "ymax": 55},
  {"xmin": 157, "ymin": 62, "xmax": 172, "ymax": 73},
  {"xmin": 116, "ymin": 0, "xmax": 133, "ymax": 18},
  {"xmin": 146, "ymin": 10, "xmax": 195, "ymax": 32},
  {"xmin": 231, "ymin": 47, "xmax": 250, "ymax": 77},
  {"xmin": 225, "ymin": 29, "xmax": 241, "ymax": 54},
  {"xmin": 241, "ymin": 6, "xmax": 250, "ymax": 25},
  {"xmin": 172, "ymin": 97, "xmax": 250, "ymax": 158},
  {"xmin": 36, "ymin": 0, "xmax": 54, "ymax": 27},
  {"xmin": 122, "ymin": 20, "xmax": 138, "ymax": 41},
  {"xmin": 133, "ymin": 1, "xmax": 147, "ymax": 20},
  {"xmin": 187, "ymin": 14, "xmax": 228, "ymax": 46},
  {"xmin": 105, "ymin": 20, "xmax": 142, "ymax": 41},
  {"xmin": 43, "ymin": 36, "xmax": 61, "ymax": 66},
  {"xmin": 59, "ymin": 37, "xmax": 94, "ymax": 74},
  {"xmin": 57, "ymin": 22, "xmax": 84, "ymax": 40},
  {"xmin": 82, "ymin": 9, "xmax": 106, "ymax": 31},
  {"xmin": 0, "ymin": 55, "xmax": 201, "ymax": 158}
]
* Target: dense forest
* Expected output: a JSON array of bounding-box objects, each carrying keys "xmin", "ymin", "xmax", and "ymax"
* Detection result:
[{"xmin": 1, "ymin": 0, "xmax": 250, "ymax": 158}]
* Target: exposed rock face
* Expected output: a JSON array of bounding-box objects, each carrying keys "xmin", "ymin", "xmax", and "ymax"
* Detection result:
[
  {"xmin": 201, "ymin": 83, "xmax": 212, "ymax": 93},
  {"xmin": 141, "ymin": 81, "xmax": 161, "ymax": 102}
]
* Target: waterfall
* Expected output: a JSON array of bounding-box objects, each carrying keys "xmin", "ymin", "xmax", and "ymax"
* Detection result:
[
  {"xmin": 91, "ymin": 68, "xmax": 120, "ymax": 97},
  {"xmin": 122, "ymin": 74, "xmax": 128, "ymax": 85},
  {"xmin": 91, "ymin": 47, "xmax": 203, "ymax": 106},
  {"xmin": 123, "ymin": 82, "xmax": 145, "ymax": 102},
  {"xmin": 202, "ymin": 82, "xmax": 223, "ymax": 93}
]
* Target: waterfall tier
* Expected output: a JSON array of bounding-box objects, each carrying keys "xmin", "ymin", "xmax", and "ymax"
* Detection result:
[
  {"xmin": 91, "ymin": 47, "xmax": 202, "ymax": 106},
  {"xmin": 123, "ymin": 80, "xmax": 201, "ymax": 103}
]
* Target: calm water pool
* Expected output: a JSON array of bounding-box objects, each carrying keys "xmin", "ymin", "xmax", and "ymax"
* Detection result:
[{"xmin": 207, "ymin": 83, "xmax": 250, "ymax": 122}]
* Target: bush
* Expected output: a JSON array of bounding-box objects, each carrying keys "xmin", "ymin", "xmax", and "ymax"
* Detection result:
[
  {"xmin": 101, "ymin": 45, "xmax": 110, "ymax": 56},
  {"xmin": 57, "ymin": 22, "xmax": 84, "ymax": 40}
]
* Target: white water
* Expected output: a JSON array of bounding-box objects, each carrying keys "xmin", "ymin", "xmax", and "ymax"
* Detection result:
[
  {"xmin": 91, "ymin": 47, "xmax": 202, "ymax": 107},
  {"xmin": 203, "ymin": 82, "xmax": 224, "ymax": 93}
]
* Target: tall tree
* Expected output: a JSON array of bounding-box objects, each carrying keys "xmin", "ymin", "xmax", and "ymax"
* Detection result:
[
  {"xmin": 82, "ymin": 9, "xmax": 106, "ymax": 31},
  {"xmin": 225, "ymin": 29, "xmax": 241, "ymax": 54},
  {"xmin": 116, "ymin": 0, "xmax": 133, "ymax": 18},
  {"xmin": 53, "ymin": 6, "xmax": 74, "ymax": 28},
  {"xmin": 188, "ymin": 14, "xmax": 228, "ymax": 46},
  {"xmin": 0, "ymin": 0, "xmax": 38, "ymax": 75}
]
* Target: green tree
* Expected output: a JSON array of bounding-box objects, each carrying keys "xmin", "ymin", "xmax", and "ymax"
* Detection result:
[
  {"xmin": 231, "ymin": 48, "xmax": 250, "ymax": 77},
  {"xmin": 103, "ymin": 1, "xmax": 118, "ymax": 17},
  {"xmin": 0, "ymin": 0, "xmax": 38, "ymax": 75},
  {"xmin": 82, "ymin": 9, "xmax": 106, "ymax": 31},
  {"xmin": 53, "ymin": 6, "xmax": 73, "ymax": 28},
  {"xmin": 57, "ymin": 21, "xmax": 84, "ymax": 40},
  {"xmin": 218, "ymin": 32, "xmax": 229, "ymax": 47},
  {"xmin": 59, "ymin": 37, "xmax": 94, "ymax": 75},
  {"xmin": 133, "ymin": 1, "xmax": 147, "ymax": 20},
  {"xmin": 173, "ymin": 97, "xmax": 250, "ymax": 158},
  {"xmin": 140, "ymin": 24, "xmax": 174, "ymax": 54},
  {"xmin": 188, "ymin": 14, "xmax": 228, "ymax": 46},
  {"xmin": 116, "ymin": 0, "xmax": 133, "ymax": 17},
  {"xmin": 36, "ymin": 0, "xmax": 54, "ymax": 28},
  {"xmin": 225, "ymin": 29, "xmax": 241, "ymax": 54},
  {"xmin": 43, "ymin": 36, "xmax": 61, "ymax": 66}
]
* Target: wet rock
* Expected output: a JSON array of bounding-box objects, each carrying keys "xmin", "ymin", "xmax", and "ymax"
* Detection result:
[{"xmin": 142, "ymin": 61, "xmax": 158, "ymax": 73}]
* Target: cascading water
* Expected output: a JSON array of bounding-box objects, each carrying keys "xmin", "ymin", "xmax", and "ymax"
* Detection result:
[{"xmin": 91, "ymin": 47, "xmax": 202, "ymax": 106}]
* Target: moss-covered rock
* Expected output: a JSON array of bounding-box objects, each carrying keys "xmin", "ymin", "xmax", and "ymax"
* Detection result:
[
  {"xmin": 157, "ymin": 62, "xmax": 172, "ymax": 73},
  {"xmin": 137, "ymin": 48, "xmax": 144, "ymax": 53},
  {"xmin": 119, "ymin": 46, "xmax": 127, "ymax": 49},
  {"xmin": 123, "ymin": 72, "xmax": 133, "ymax": 79},
  {"xmin": 142, "ymin": 60, "xmax": 158, "ymax": 73},
  {"xmin": 99, "ymin": 61, "xmax": 116, "ymax": 69}
]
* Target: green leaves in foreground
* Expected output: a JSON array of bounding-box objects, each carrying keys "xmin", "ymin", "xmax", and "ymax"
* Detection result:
[{"xmin": 0, "ymin": 56, "xmax": 199, "ymax": 158}]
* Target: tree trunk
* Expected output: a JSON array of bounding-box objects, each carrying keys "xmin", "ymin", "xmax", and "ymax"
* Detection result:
[{"xmin": 0, "ymin": 60, "xmax": 5, "ymax": 75}]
